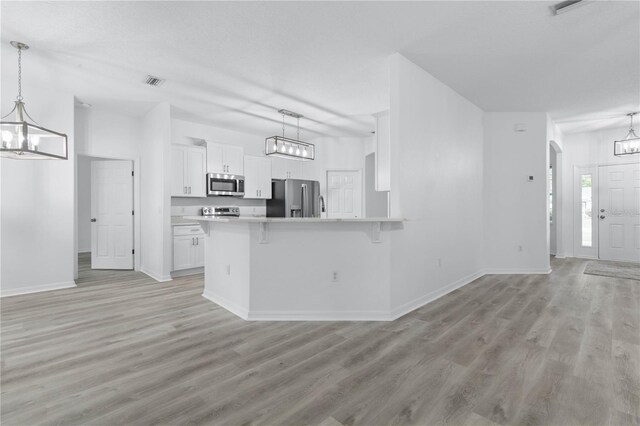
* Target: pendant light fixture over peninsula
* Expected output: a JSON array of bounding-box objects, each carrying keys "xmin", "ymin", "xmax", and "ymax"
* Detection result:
[
  {"xmin": 1, "ymin": 41, "xmax": 68, "ymax": 160},
  {"xmin": 614, "ymin": 112, "xmax": 640, "ymax": 156},
  {"xmin": 265, "ymin": 109, "xmax": 315, "ymax": 161}
]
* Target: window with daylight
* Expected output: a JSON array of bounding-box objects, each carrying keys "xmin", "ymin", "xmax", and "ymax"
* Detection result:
[{"xmin": 580, "ymin": 174, "xmax": 592, "ymax": 247}]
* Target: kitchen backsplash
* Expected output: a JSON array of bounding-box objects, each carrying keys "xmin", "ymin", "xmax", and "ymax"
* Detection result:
[{"xmin": 171, "ymin": 197, "xmax": 267, "ymax": 217}]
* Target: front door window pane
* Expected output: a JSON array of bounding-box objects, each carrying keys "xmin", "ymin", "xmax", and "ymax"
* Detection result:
[{"xmin": 581, "ymin": 174, "xmax": 592, "ymax": 247}]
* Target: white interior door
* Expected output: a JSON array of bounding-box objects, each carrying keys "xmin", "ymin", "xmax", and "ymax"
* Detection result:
[
  {"xmin": 91, "ymin": 160, "xmax": 134, "ymax": 269},
  {"xmin": 327, "ymin": 170, "xmax": 362, "ymax": 219},
  {"xmin": 598, "ymin": 163, "xmax": 640, "ymax": 262}
]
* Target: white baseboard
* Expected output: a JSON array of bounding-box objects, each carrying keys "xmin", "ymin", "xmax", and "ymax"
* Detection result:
[
  {"xmin": 246, "ymin": 310, "xmax": 391, "ymax": 321},
  {"xmin": 201, "ymin": 266, "xmax": 555, "ymax": 322},
  {"xmin": 202, "ymin": 290, "xmax": 249, "ymax": 320},
  {"xmin": 1, "ymin": 281, "xmax": 77, "ymax": 298},
  {"xmin": 483, "ymin": 268, "xmax": 552, "ymax": 275},
  {"xmin": 171, "ymin": 267, "xmax": 204, "ymax": 278},
  {"xmin": 389, "ymin": 269, "xmax": 486, "ymax": 321},
  {"xmin": 140, "ymin": 268, "xmax": 172, "ymax": 282}
]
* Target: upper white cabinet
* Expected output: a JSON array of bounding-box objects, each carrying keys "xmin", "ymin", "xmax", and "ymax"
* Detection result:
[
  {"xmin": 244, "ymin": 156, "xmax": 272, "ymax": 199},
  {"xmin": 271, "ymin": 157, "xmax": 302, "ymax": 180},
  {"xmin": 375, "ymin": 111, "xmax": 390, "ymax": 192},
  {"xmin": 171, "ymin": 144, "xmax": 206, "ymax": 197},
  {"xmin": 207, "ymin": 142, "xmax": 244, "ymax": 175}
]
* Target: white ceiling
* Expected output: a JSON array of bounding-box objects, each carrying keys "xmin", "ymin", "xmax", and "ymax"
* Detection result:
[{"xmin": 1, "ymin": 1, "xmax": 638, "ymax": 137}]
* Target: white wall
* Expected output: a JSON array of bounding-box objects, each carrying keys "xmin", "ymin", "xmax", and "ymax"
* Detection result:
[
  {"xmin": 77, "ymin": 155, "xmax": 92, "ymax": 253},
  {"xmin": 388, "ymin": 54, "xmax": 485, "ymax": 312},
  {"xmin": 1, "ymin": 55, "xmax": 76, "ymax": 296},
  {"xmin": 483, "ymin": 112, "xmax": 550, "ymax": 273},
  {"xmin": 560, "ymin": 126, "xmax": 634, "ymax": 257},
  {"xmin": 140, "ymin": 103, "xmax": 172, "ymax": 281}
]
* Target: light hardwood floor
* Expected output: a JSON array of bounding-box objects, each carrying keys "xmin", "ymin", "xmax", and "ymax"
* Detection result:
[{"xmin": 1, "ymin": 255, "xmax": 638, "ymax": 425}]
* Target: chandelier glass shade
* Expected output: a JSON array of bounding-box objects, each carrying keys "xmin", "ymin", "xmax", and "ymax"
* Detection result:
[
  {"xmin": 0, "ymin": 41, "xmax": 68, "ymax": 160},
  {"xmin": 265, "ymin": 109, "xmax": 315, "ymax": 161},
  {"xmin": 614, "ymin": 112, "xmax": 640, "ymax": 156}
]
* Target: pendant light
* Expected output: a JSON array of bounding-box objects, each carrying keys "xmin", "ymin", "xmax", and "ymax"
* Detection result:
[
  {"xmin": 614, "ymin": 112, "xmax": 640, "ymax": 156},
  {"xmin": 0, "ymin": 41, "xmax": 68, "ymax": 160},
  {"xmin": 265, "ymin": 109, "xmax": 315, "ymax": 161}
]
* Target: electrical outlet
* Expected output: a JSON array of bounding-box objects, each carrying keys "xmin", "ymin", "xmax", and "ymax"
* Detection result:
[
  {"xmin": 331, "ymin": 271, "xmax": 339, "ymax": 282},
  {"xmin": 518, "ymin": 245, "xmax": 523, "ymax": 252},
  {"xmin": 226, "ymin": 264, "xmax": 231, "ymax": 275}
]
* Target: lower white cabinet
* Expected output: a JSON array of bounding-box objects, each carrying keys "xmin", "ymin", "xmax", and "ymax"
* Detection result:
[{"xmin": 173, "ymin": 225, "xmax": 205, "ymax": 271}]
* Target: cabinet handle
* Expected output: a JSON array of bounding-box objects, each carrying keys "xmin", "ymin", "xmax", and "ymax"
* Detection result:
[
  {"xmin": 188, "ymin": 186, "xmax": 191, "ymax": 194},
  {"xmin": 196, "ymin": 238, "xmax": 199, "ymax": 246},
  {"xmin": 184, "ymin": 186, "xmax": 187, "ymax": 194}
]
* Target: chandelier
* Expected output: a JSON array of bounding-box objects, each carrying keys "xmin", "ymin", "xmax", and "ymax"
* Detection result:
[
  {"xmin": 614, "ymin": 112, "xmax": 640, "ymax": 156},
  {"xmin": 1, "ymin": 41, "xmax": 68, "ymax": 160},
  {"xmin": 265, "ymin": 109, "xmax": 315, "ymax": 161}
]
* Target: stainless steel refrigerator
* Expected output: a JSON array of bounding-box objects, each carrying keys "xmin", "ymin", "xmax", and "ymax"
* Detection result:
[{"xmin": 267, "ymin": 179, "xmax": 324, "ymax": 218}]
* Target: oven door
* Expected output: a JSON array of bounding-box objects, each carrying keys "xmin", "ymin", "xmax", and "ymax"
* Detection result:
[{"xmin": 207, "ymin": 174, "xmax": 245, "ymax": 196}]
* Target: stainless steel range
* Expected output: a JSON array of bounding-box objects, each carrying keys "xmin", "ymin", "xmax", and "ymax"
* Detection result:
[{"xmin": 201, "ymin": 206, "xmax": 240, "ymax": 217}]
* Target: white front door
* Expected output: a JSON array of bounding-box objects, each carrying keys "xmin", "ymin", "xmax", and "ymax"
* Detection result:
[
  {"xmin": 91, "ymin": 160, "xmax": 134, "ymax": 269},
  {"xmin": 327, "ymin": 170, "xmax": 362, "ymax": 219},
  {"xmin": 598, "ymin": 163, "xmax": 640, "ymax": 262}
]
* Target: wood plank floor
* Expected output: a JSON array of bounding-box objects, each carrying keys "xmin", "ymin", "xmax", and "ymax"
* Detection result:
[{"xmin": 1, "ymin": 255, "xmax": 638, "ymax": 425}]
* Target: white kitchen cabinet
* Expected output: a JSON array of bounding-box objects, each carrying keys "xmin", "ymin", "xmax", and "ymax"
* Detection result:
[
  {"xmin": 244, "ymin": 155, "xmax": 272, "ymax": 199},
  {"xmin": 173, "ymin": 225, "xmax": 205, "ymax": 271},
  {"xmin": 374, "ymin": 111, "xmax": 390, "ymax": 191},
  {"xmin": 207, "ymin": 142, "xmax": 244, "ymax": 175},
  {"xmin": 271, "ymin": 157, "xmax": 302, "ymax": 180},
  {"xmin": 171, "ymin": 144, "xmax": 206, "ymax": 197}
]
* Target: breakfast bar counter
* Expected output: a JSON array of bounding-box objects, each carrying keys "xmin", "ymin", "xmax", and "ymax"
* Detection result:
[{"xmin": 184, "ymin": 216, "xmax": 404, "ymax": 321}]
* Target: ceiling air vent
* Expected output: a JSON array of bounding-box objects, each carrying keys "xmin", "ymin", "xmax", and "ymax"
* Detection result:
[
  {"xmin": 551, "ymin": 0, "xmax": 586, "ymax": 15},
  {"xmin": 143, "ymin": 75, "xmax": 165, "ymax": 87}
]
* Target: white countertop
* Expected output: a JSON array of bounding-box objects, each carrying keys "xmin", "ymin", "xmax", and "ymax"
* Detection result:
[
  {"xmin": 183, "ymin": 216, "xmax": 404, "ymax": 223},
  {"xmin": 171, "ymin": 217, "xmax": 200, "ymax": 226}
]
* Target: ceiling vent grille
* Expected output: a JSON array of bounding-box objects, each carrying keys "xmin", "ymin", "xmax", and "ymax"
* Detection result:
[
  {"xmin": 143, "ymin": 75, "xmax": 165, "ymax": 87},
  {"xmin": 551, "ymin": 0, "xmax": 585, "ymax": 15}
]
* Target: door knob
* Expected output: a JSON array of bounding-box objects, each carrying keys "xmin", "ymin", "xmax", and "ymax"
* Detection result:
[
  {"xmin": 600, "ymin": 215, "xmax": 605, "ymax": 219},
  {"xmin": 90, "ymin": 218, "xmax": 97, "ymax": 222},
  {"xmin": 600, "ymin": 209, "xmax": 605, "ymax": 213}
]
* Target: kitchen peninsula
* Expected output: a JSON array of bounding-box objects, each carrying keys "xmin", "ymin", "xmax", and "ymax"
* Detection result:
[{"xmin": 184, "ymin": 216, "xmax": 404, "ymax": 321}]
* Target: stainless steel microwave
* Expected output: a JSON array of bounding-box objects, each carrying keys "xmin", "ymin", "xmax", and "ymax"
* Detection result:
[{"xmin": 206, "ymin": 173, "xmax": 245, "ymax": 197}]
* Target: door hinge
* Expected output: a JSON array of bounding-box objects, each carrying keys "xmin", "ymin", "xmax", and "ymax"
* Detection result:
[
  {"xmin": 131, "ymin": 170, "xmax": 134, "ymax": 176},
  {"xmin": 132, "ymin": 249, "xmax": 135, "ymax": 254},
  {"xmin": 132, "ymin": 210, "xmax": 134, "ymax": 215}
]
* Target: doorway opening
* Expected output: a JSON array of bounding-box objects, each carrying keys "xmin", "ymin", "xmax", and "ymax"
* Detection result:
[
  {"xmin": 549, "ymin": 141, "xmax": 563, "ymax": 258},
  {"xmin": 77, "ymin": 155, "xmax": 136, "ymax": 283}
]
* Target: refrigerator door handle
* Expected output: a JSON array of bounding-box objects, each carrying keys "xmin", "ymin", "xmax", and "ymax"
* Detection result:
[{"xmin": 301, "ymin": 184, "xmax": 307, "ymax": 218}]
